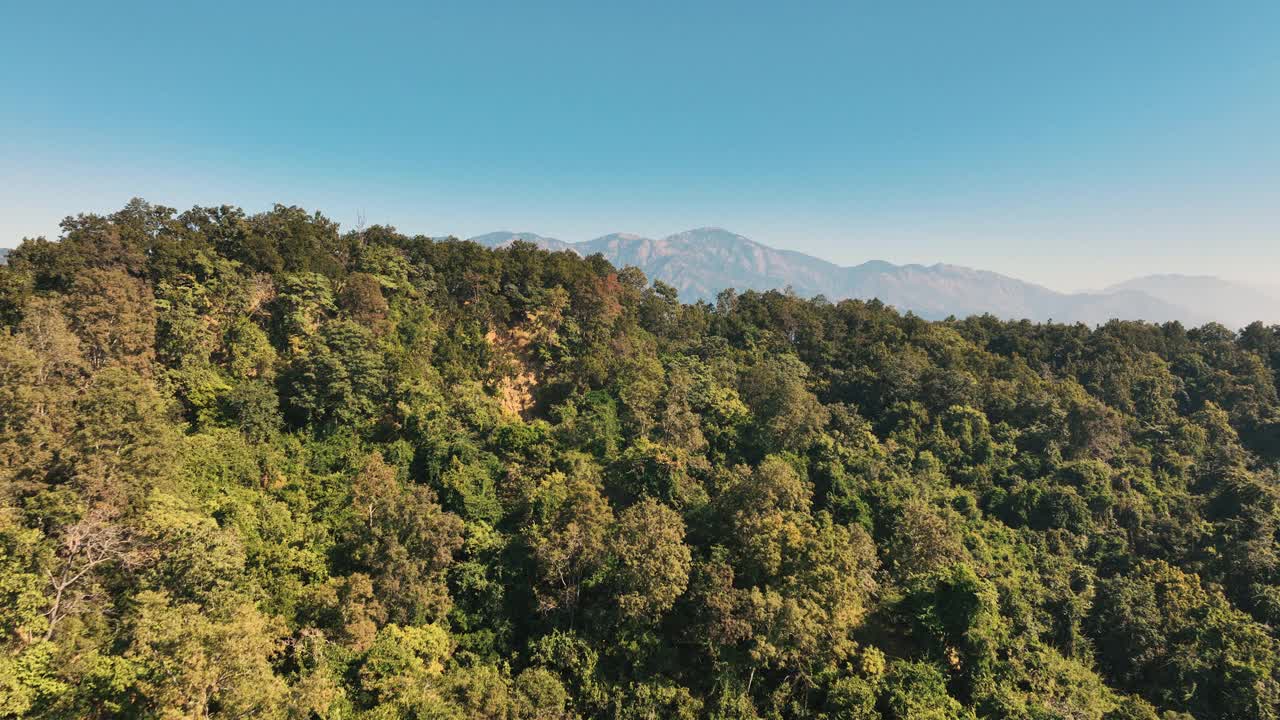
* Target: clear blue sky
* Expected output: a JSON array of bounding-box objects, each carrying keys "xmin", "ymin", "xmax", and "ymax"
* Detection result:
[{"xmin": 2, "ymin": 1, "xmax": 1277, "ymax": 291}]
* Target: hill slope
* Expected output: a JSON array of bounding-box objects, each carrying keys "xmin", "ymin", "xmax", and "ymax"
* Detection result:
[{"xmin": 6, "ymin": 199, "xmax": 1280, "ymax": 719}]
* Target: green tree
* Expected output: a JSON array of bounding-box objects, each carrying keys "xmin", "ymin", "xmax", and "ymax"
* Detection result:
[
  {"xmin": 346, "ymin": 453, "xmax": 465, "ymax": 624},
  {"xmin": 125, "ymin": 590, "xmax": 288, "ymax": 719},
  {"xmin": 610, "ymin": 498, "xmax": 691, "ymax": 621}
]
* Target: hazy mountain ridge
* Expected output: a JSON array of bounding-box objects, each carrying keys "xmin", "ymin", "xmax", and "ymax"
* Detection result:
[
  {"xmin": 469, "ymin": 228, "xmax": 1270, "ymax": 326},
  {"xmin": 1105, "ymin": 274, "xmax": 1280, "ymax": 327},
  {"xmin": 467, "ymin": 231, "xmax": 578, "ymax": 254}
]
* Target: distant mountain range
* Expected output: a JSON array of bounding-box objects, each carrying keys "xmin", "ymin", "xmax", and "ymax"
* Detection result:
[
  {"xmin": 1103, "ymin": 275, "xmax": 1280, "ymax": 330},
  {"xmin": 3, "ymin": 232, "xmax": 1274, "ymax": 327},
  {"xmin": 470, "ymin": 228, "xmax": 1280, "ymax": 327}
]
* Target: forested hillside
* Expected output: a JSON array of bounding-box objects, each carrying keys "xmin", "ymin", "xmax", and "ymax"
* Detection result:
[{"xmin": 4, "ymin": 200, "xmax": 1280, "ymax": 719}]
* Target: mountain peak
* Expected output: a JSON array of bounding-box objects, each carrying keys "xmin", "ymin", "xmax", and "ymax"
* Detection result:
[
  {"xmin": 468, "ymin": 231, "xmax": 577, "ymax": 253},
  {"xmin": 669, "ymin": 226, "xmax": 747, "ymax": 240},
  {"xmin": 588, "ymin": 232, "xmax": 650, "ymax": 242},
  {"xmin": 470, "ymin": 230, "xmax": 558, "ymax": 244}
]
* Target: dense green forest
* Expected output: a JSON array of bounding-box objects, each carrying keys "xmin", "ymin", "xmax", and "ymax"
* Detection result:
[{"xmin": 3, "ymin": 200, "xmax": 1280, "ymax": 719}]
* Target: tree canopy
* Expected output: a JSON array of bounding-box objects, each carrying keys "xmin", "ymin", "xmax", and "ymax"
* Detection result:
[{"xmin": 3, "ymin": 199, "xmax": 1280, "ymax": 718}]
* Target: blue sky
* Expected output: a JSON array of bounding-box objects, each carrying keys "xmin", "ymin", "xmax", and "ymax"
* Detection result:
[{"xmin": 2, "ymin": 1, "xmax": 1277, "ymax": 291}]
